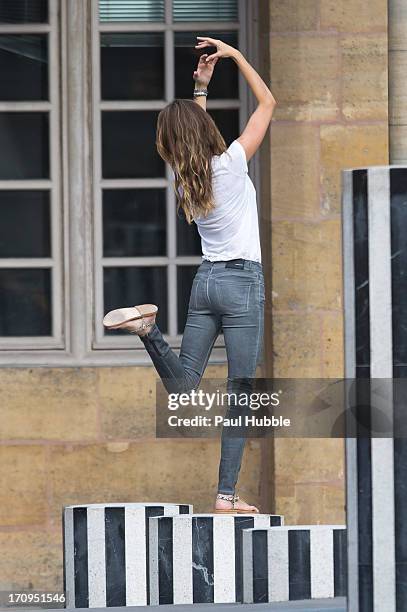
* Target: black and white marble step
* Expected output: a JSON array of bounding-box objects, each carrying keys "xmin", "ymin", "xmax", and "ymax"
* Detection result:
[
  {"xmin": 62, "ymin": 502, "xmax": 192, "ymax": 608},
  {"xmin": 342, "ymin": 166, "xmax": 407, "ymax": 611},
  {"xmin": 242, "ymin": 525, "xmax": 347, "ymax": 604},
  {"xmin": 148, "ymin": 513, "xmax": 284, "ymax": 605}
]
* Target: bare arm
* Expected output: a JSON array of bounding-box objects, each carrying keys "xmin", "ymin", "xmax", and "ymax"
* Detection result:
[
  {"xmin": 196, "ymin": 37, "xmax": 277, "ymax": 161},
  {"xmin": 232, "ymin": 51, "xmax": 276, "ymax": 161},
  {"xmin": 192, "ymin": 53, "xmax": 219, "ymax": 112}
]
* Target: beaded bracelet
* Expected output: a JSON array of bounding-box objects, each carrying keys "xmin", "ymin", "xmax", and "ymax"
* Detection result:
[{"xmin": 193, "ymin": 89, "xmax": 208, "ymax": 97}]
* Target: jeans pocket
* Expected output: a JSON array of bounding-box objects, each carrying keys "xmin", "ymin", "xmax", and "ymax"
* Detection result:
[{"xmin": 215, "ymin": 277, "xmax": 253, "ymax": 313}]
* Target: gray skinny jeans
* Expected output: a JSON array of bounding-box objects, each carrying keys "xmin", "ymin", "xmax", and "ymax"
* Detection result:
[{"xmin": 140, "ymin": 258, "xmax": 265, "ymax": 494}]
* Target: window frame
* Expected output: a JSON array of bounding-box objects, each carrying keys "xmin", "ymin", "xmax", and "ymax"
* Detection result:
[
  {"xmin": 0, "ymin": 0, "xmax": 261, "ymax": 366},
  {"xmin": 0, "ymin": 0, "xmax": 63, "ymax": 350},
  {"xmin": 92, "ymin": 0, "xmax": 248, "ymax": 354}
]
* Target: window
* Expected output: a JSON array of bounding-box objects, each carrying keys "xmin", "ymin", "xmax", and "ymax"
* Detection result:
[
  {"xmin": 0, "ymin": 0, "xmax": 63, "ymax": 349},
  {"xmin": 0, "ymin": 0, "xmax": 257, "ymax": 364},
  {"xmin": 93, "ymin": 0, "xmax": 245, "ymax": 350}
]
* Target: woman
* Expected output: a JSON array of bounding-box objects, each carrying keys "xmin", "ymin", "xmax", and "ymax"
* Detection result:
[{"xmin": 103, "ymin": 37, "xmax": 277, "ymax": 513}]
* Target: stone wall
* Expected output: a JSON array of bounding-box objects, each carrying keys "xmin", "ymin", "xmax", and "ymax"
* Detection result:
[
  {"xmin": 267, "ymin": 0, "xmax": 389, "ymax": 523},
  {"xmin": 0, "ymin": 365, "xmax": 263, "ymax": 590}
]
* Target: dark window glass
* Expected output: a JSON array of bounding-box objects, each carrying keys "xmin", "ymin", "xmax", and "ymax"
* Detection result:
[
  {"xmin": 0, "ymin": 0, "xmax": 48, "ymax": 23},
  {"xmin": 104, "ymin": 266, "xmax": 167, "ymax": 334},
  {"xmin": 99, "ymin": 0, "xmax": 164, "ymax": 22},
  {"xmin": 0, "ymin": 191, "xmax": 50, "ymax": 257},
  {"xmin": 173, "ymin": 0, "xmax": 238, "ymax": 22},
  {"xmin": 208, "ymin": 108, "xmax": 239, "ymax": 146},
  {"xmin": 0, "ymin": 35, "xmax": 48, "ymax": 101},
  {"xmin": 103, "ymin": 189, "xmax": 166, "ymax": 257},
  {"xmin": 102, "ymin": 111, "xmax": 164, "ymax": 178},
  {"xmin": 177, "ymin": 265, "xmax": 199, "ymax": 333},
  {"xmin": 0, "ymin": 112, "xmax": 49, "ymax": 179},
  {"xmin": 177, "ymin": 209, "xmax": 201, "ymax": 256},
  {"xmin": 175, "ymin": 31, "xmax": 238, "ymax": 99},
  {"xmin": 0, "ymin": 268, "xmax": 51, "ymax": 336},
  {"xmin": 101, "ymin": 33, "xmax": 164, "ymax": 100}
]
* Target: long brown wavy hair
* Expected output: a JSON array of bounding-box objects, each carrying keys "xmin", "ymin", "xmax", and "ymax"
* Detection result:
[{"xmin": 156, "ymin": 99, "xmax": 227, "ymax": 223}]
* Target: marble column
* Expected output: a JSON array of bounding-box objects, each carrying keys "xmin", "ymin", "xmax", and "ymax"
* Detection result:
[
  {"xmin": 242, "ymin": 525, "xmax": 347, "ymax": 604},
  {"xmin": 62, "ymin": 502, "xmax": 192, "ymax": 608},
  {"xmin": 148, "ymin": 513, "xmax": 284, "ymax": 605},
  {"xmin": 342, "ymin": 166, "xmax": 407, "ymax": 611}
]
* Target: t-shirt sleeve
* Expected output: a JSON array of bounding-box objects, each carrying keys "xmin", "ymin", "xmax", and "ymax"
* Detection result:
[{"xmin": 219, "ymin": 139, "xmax": 248, "ymax": 176}]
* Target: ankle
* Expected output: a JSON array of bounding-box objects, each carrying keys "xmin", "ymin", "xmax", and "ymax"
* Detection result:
[
  {"xmin": 216, "ymin": 492, "xmax": 235, "ymax": 504},
  {"xmin": 128, "ymin": 316, "xmax": 156, "ymax": 337},
  {"xmin": 138, "ymin": 320, "xmax": 156, "ymax": 337}
]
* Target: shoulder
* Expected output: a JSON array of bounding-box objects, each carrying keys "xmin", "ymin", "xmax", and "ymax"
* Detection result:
[{"xmin": 212, "ymin": 139, "xmax": 248, "ymax": 176}]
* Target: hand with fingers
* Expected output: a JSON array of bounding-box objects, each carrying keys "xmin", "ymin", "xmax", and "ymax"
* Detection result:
[
  {"xmin": 195, "ymin": 36, "xmax": 239, "ymax": 63},
  {"xmin": 193, "ymin": 52, "xmax": 219, "ymax": 88}
]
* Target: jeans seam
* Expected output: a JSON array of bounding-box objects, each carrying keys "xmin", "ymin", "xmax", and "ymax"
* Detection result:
[
  {"xmin": 189, "ymin": 322, "xmax": 221, "ymax": 390},
  {"xmin": 143, "ymin": 331, "xmax": 183, "ymax": 384},
  {"xmin": 254, "ymin": 280, "xmax": 263, "ymax": 367}
]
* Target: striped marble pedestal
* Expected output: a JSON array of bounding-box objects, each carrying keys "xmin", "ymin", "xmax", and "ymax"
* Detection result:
[
  {"xmin": 63, "ymin": 502, "xmax": 192, "ymax": 608},
  {"xmin": 242, "ymin": 525, "xmax": 347, "ymax": 604},
  {"xmin": 342, "ymin": 166, "xmax": 407, "ymax": 611},
  {"xmin": 149, "ymin": 513, "xmax": 284, "ymax": 605}
]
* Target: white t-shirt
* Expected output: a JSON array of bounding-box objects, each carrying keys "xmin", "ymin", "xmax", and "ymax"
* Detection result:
[{"xmin": 193, "ymin": 139, "xmax": 262, "ymax": 263}]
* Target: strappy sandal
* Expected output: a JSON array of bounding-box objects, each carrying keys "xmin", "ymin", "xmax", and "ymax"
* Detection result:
[
  {"xmin": 214, "ymin": 493, "xmax": 259, "ymax": 514},
  {"xmin": 103, "ymin": 304, "xmax": 158, "ymax": 330}
]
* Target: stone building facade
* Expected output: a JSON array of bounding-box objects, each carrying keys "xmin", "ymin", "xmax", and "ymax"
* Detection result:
[{"xmin": 0, "ymin": 0, "xmax": 388, "ymax": 591}]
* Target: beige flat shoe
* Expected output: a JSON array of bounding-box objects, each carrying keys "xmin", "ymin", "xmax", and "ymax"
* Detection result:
[
  {"xmin": 103, "ymin": 304, "xmax": 158, "ymax": 330},
  {"xmin": 213, "ymin": 493, "xmax": 259, "ymax": 514}
]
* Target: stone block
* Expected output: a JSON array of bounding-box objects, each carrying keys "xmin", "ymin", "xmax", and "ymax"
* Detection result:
[
  {"xmin": 97, "ymin": 367, "xmax": 156, "ymax": 439},
  {"xmin": 270, "ymin": 124, "xmax": 320, "ymax": 219},
  {"xmin": 63, "ymin": 502, "xmax": 192, "ymax": 607},
  {"xmin": 320, "ymin": 0, "xmax": 388, "ymax": 32},
  {"xmin": 320, "ymin": 123, "xmax": 388, "ymax": 215},
  {"xmin": 0, "ymin": 446, "xmax": 47, "ymax": 527},
  {"xmin": 242, "ymin": 525, "xmax": 347, "ymax": 602},
  {"xmin": 270, "ymin": 0, "xmax": 319, "ymax": 31},
  {"xmin": 270, "ymin": 35, "xmax": 339, "ymax": 121},
  {"xmin": 271, "ymin": 313, "xmax": 323, "ymax": 377},
  {"xmin": 341, "ymin": 35, "xmax": 388, "ymax": 121},
  {"xmin": 0, "ymin": 528, "xmax": 62, "ymax": 591},
  {"xmin": 271, "ymin": 220, "xmax": 342, "ymax": 310},
  {"xmin": 149, "ymin": 513, "xmax": 283, "ymax": 604},
  {"xmin": 0, "ymin": 368, "xmax": 99, "ymax": 441}
]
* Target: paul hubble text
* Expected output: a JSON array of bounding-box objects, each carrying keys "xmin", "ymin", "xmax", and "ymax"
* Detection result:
[{"xmin": 168, "ymin": 415, "xmax": 291, "ymax": 428}]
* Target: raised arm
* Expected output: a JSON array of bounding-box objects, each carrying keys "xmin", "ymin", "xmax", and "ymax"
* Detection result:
[
  {"xmin": 196, "ymin": 37, "xmax": 277, "ymax": 161},
  {"xmin": 192, "ymin": 53, "xmax": 218, "ymax": 111}
]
